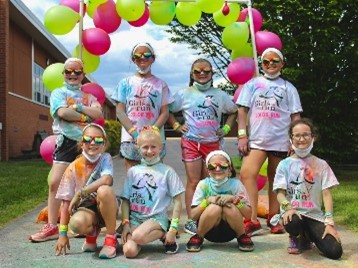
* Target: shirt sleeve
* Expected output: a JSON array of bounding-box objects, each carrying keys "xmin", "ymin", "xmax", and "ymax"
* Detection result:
[
  {"xmin": 50, "ymin": 88, "xmax": 67, "ymax": 118},
  {"xmin": 221, "ymin": 91, "xmax": 238, "ymax": 114},
  {"xmin": 236, "ymin": 180, "xmax": 251, "ymax": 206},
  {"xmin": 169, "ymin": 89, "xmax": 184, "ymax": 113},
  {"xmin": 111, "ymin": 78, "xmax": 128, "ymax": 104},
  {"xmin": 100, "ymin": 153, "xmax": 113, "ymax": 177},
  {"xmin": 321, "ymin": 161, "xmax": 339, "ymax": 190},
  {"xmin": 286, "ymin": 81, "xmax": 303, "ymax": 114},
  {"xmin": 273, "ymin": 160, "xmax": 288, "ymax": 193},
  {"xmin": 167, "ymin": 167, "xmax": 185, "ymax": 198},
  {"xmin": 191, "ymin": 180, "xmax": 206, "ymax": 206}
]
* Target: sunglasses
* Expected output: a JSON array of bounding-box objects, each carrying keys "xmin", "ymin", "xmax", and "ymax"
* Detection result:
[
  {"xmin": 207, "ymin": 162, "xmax": 230, "ymax": 171},
  {"xmin": 133, "ymin": 52, "xmax": 153, "ymax": 59},
  {"xmin": 262, "ymin": 58, "xmax": 281, "ymax": 66},
  {"xmin": 82, "ymin": 135, "xmax": 105, "ymax": 145},
  {"xmin": 193, "ymin": 68, "xmax": 212, "ymax": 75},
  {"xmin": 64, "ymin": 68, "xmax": 83, "ymax": 75},
  {"xmin": 291, "ymin": 132, "xmax": 312, "ymax": 141}
]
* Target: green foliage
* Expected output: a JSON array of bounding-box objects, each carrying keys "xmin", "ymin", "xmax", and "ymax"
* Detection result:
[
  {"xmin": 104, "ymin": 119, "xmax": 121, "ymax": 156},
  {"xmin": 167, "ymin": 0, "xmax": 358, "ymax": 164},
  {"xmin": 0, "ymin": 160, "xmax": 51, "ymax": 227}
]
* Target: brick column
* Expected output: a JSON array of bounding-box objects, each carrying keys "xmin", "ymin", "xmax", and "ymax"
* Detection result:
[{"xmin": 0, "ymin": 0, "xmax": 9, "ymax": 161}]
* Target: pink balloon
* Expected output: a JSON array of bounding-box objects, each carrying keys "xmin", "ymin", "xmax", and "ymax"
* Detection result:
[
  {"xmin": 257, "ymin": 174, "xmax": 267, "ymax": 191},
  {"xmin": 233, "ymin": 85, "xmax": 243, "ymax": 103},
  {"xmin": 93, "ymin": 117, "xmax": 105, "ymax": 127},
  {"xmin": 255, "ymin": 31, "xmax": 283, "ymax": 55},
  {"xmin": 227, "ymin": 57, "xmax": 255, "ymax": 85},
  {"xmin": 94, "ymin": 0, "xmax": 121, "ymax": 33},
  {"xmin": 82, "ymin": 28, "xmax": 111, "ymax": 56},
  {"xmin": 237, "ymin": 8, "xmax": 263, "ymax": 33},
  {"xmin": 81, "ymin": 83, "xmax": 106, "ymax": 105},
  {"xmin": 40, "ymin": 135, "xmax": 56, "ymax": 164},
  {"xmin": 128, "ymin": 5, "xmax": 149, "ymax": 27},
  {"xmin": 60, "ymin": 0, "xmax": 86, "ymax": 15}
]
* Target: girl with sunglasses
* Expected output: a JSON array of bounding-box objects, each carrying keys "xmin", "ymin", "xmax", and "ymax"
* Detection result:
[
  {"xmin": 273, "ymin": 118, "xmax": 342, "ymax": 259},
  {"xmin": 120, "ymin": 127, "xmax": 184, "ymax": 257},
  {"xmin": 186, "ymin": 150, "xmax": 254, "ymax": 252},
  {"xmin": 30, "ymin": 58, "xmax": 102, "ymax": 243},
  {"xmin": 168, "ymin": 58, "xmax": 237, "ymax": 235},
  {"xmin": 236, "ymin": 48, "xmax": 302, "ymax": 237},
  {"xmin": 111, "ymin": 43, "xmax": 173, "ymax": 173},
  {"xmin": 55, "ymin": 123, "xmax": 119, "ymax": 259}
]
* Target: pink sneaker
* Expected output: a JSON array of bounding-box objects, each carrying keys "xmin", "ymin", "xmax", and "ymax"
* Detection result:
[
  {"xmin": 267, "ymin": 217, "xmax": 285, "ymax": 234},
  {"xmin": 82, "ymin": 226, "xmax": 100, "ymax": 252},
  {"xmin": 29, "ymin": 223, "xmax": 59, "ymax": 242},
  {"xmin": 99, "ymin": 236, "xmax": 118, "ymax": 259}
]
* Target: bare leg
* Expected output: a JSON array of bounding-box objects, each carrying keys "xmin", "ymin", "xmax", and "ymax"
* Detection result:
[
  {"xmin": 184, "ymin": 159, "xmax": 203, "ymax": 218},
  {"xmin": 97, "ymin": 185, "xmax": 118, "ymax": 234},
  {"xmin": 239, "ymin": 150, "xmax": 267, "ymax": 222},
  {"xmin": 223, "ymin": 206, "xmax": 245, "ymax": 236},
  {"xmin": 267, "ymin": 154, "xmax": 282, "ymax": 217},
  {"xmin": 196, "ymin": 205, "xmax": 222, "ymax": 237}
]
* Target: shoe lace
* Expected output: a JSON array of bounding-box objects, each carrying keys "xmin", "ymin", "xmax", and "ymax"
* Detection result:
[
  {"xmin": 40, "ymin": 224, "xmax": 53, "ymax": 233},
  {"xmin": 190, "ymin": 234, "xmax": 202, "ymax": 243}
]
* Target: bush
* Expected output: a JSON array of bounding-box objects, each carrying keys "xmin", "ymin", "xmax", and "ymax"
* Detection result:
[{"xmin": 104, "ymin": 119, "xmax": 121, "ymax": 156}]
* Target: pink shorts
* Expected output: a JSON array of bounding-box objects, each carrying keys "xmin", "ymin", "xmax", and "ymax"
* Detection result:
[{"xmin": 181, "ymin": 138, "xmax": 221, "ymax": 162}]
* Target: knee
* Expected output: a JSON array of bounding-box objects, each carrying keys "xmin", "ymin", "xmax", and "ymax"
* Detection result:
[
  {"xmin": 69, "ymin": 215, "xmax": 85, "ymax": 234},
  {"xmin": 284, "ymin": 214, "xmax": 302, "ymax": 235},
  {"xmin": 206, "ymin": 205, "xmax": 223, "ymax": 217},
  {"xmin": 322, "ymin": 236, "xmax": 343, "ymax": 260},
  {"xmin": 131, "ymin": 230, "xmax": 146, "ymax": 245},
  {"xmin": 123, "ymin": 241, "xmax": 139, "ymax": 258},
  {"xmin": 97, "ymin": 185, "xmax": 113, "ymax": 201}
]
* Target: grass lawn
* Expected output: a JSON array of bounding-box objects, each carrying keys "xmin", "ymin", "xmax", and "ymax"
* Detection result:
[
  {"xmin": 0, "ymin": 160, "xmax": 51, "ymax": 227},
  {"xmin": 232, "ymin": 156, "xmax": 358, "ymax": 232},
  {"xmin": 0, "ymin": 158, "xmax": 357, "ymax": 232}
]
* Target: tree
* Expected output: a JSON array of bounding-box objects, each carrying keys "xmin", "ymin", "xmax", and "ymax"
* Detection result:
[{"xmin": 167, "ymin": 0, "xmax": 358, "ymax": 164}]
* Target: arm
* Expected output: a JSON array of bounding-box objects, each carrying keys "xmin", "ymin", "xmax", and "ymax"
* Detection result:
[
  {"xmin": 121, "ymin": 199, "xmax": 131, "ymax": 244},
  {"xmin": 277, "ymin": 189, "xmax": 302, "ymax": 225},
  {"xmin": 154, "ymin": 104, "xmax": 169, "ymax": 129},
  {"xmin": 57, "ymin": 105, "xmax": 102, "ymax": 123},
  {"xmin": 238, "ymin": 106, "xmax": 250, "ymax": 155},
  {"xmin": 217, "ymin": 112, "xmax": 237, "ymax": 137},
  {"xmin": 168, "ymin": 112, "xmax": 187, "ymax": 134},
  {"xmin": 322, "ymin": 188, "xmax": 340, "ymax": 242},
  {"xmin": 55, "ymin": 200, "xmax": 71, "ymax": 256},
  {"xmin": 116, "ymin": 102, "xmax": 139, "ymax": 139},
  {"xmin": 165, "ymin": 194, "xmax": 182, "ymax": 244},
  {"xmin": 290, "ymin": 112, "xmax": 301, "ymax": 122}
]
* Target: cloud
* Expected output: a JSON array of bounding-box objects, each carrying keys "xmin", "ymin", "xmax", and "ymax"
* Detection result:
[{"xmin": 20, "ymin": 0, "xmax": 202, "ymax": 94}]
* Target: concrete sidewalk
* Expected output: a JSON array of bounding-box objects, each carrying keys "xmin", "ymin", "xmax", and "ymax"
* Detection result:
[{"xmin": 0, "ymin": 138, "xmax": 356, "ymax": 267}]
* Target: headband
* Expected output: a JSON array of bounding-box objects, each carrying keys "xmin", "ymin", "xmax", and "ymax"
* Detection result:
[
  {"xmin": 131, "ymin": 42, "xmax": 155, "ymax": 56},
  {"xmin": 64, "ymin": 57, "xmax": 84, "ymax": 68},
  {"xmin": 205, "ymin": 150, "xmax": 231, "ymax": 167},
  {"xmin": 261, "ymin": 48, "xmax": 284, "ymax": 61},
  {"xmin": 82, "ymin": 123, "xmax": 107, "ymax": 138}
]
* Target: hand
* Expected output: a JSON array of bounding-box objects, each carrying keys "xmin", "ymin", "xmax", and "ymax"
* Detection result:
[
  {"xmin": 322, "ymin": 224, "xmax": 341, "ymax": 243},
  {"xmin": 282, "ymin": 209, "xmax": 301, "ymax": 225},
  {"xmin": 121, "ymin": 224, "xmax": 131, "ymax": 244},
  {"xmin": 216, "ymin": 195, "xmax": 233, "ymax": 207},
  {"xmin": 207, "ymin": 196, "xmax": 220, "ymax": 205},
  {"xmin": 164, "ymin": 231, "xmax": 176, "ymax": 244},
  {"xmin": 238, "ymin": 137, "xmax": 250, "ymax": 155},
  {"xmin": 68, "ymin": 192, "xmax": 81, "ymax": 215},
  {"xmin": 55, "ymin": 235, "xmax": 70, "ymax": 256},
  {"xmin": 178, "ymin": 124, "xmax": 189, "ymax": 134},
  {"xmin": 216, "ymin": 128, "xmax": 226, "ymax": 138}
]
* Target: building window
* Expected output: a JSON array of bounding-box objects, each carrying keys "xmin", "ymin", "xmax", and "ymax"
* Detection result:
[{"xmin": 33, "ymin": 63, "xmax": 51, "ymax": 106}]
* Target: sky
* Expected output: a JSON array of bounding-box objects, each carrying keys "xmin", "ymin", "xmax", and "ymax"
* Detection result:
[{"xmin": 20, "ymin": 0, "xmax": 203, "ymax": 95}]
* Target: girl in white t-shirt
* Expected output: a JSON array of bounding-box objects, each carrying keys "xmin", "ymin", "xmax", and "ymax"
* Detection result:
[{"xmin": 273, "ymin": 118, "xmax": 342, "ymax": 259}]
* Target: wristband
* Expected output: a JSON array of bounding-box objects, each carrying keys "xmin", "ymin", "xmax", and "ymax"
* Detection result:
[
  {"xmin": 236, "ymin": 201, "xmax": 244, "ymax": 209},
  {"xmin": 169, "ymin": 218, "xmax": 179, "ymax": 231},
  {"xmin": 77, "ymin": 103, "xmax": 83, "ymax": 113},
  {"xmin": 172, "ymin": 122, "xmax": 181, "ymax": 131},
  {"xmin": 324, "ymin": 212, "xmax": 334, "ymax": 218},
  {"xmin": 222, "ymin": 124, "xmax": 231, "ymax": 135},
  {"xmin": 122, "ymin": 219, "xmax": 130, "ymax": 225},
  {"xmin": 132, "ymin": 130, "xmax": 139, "ymax": 139},
  {"xmin": 80, "ymin": 114, "xmax": 86, "ymax": 122},
  {"xmin": 324, "ymin": 219, "xmax": 335, "ymax": 226},
  {"xmin": 152, "ymin": 125, "xmax": 160, "ymax": 132},
  {"xmin": 238, "ymin": 129, "xmax": 247, "ymax": 137},
  {"xmin": 80, "ymin": 186, "xmax": 89, "ymax": 199},
  {"xmin": 199, "ymin": 199, "xmax": 209, "ymax": 209},
  {"xmin": 128, "ymin": 127, "xmax": 136, "ymax": 135},
  {"xmin": 59, "ymin": 224, "xmax": 68, "ymax": 232},
  {"xmin": 168, "ymin": 228, "xmax": 177, "ymax": 234},
  {"xmin": 280, "ymin": 200, "xmax": 292, "ymax": 211},
  {"xmin": 59, "ymin": 231, "xmax": 68, "ymax": 236}
]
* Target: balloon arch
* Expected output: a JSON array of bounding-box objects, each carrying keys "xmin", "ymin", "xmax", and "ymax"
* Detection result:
[{"xmin": 43, "ymin": 0, "xmax": 283, "ymax": 92}]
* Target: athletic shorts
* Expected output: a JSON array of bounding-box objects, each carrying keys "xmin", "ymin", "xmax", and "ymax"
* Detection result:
[
  {"xmin": 251, "ymin": 148, "xmax": 288, "ymax": 159},
  {"xmin": 202, "ymin": 219, "xmax": 236, "ymax": 243},
  {"xmin": 73, "ymin": 198, "xmax": 105, "ymax": 228},
  {"xmin": 120, "ymin": 142, "xmax": 166, "ymax": 161},
  {"xmin": 129, "ymin": 213, "xmax": 168, "ymax": 232},
  {"xmin": 53, "ymin": 135, "xmax": 80, "ymax": 164},
  {"xmin": 181, "ymin": 138, "xmax": 221, "ymax": 162}
]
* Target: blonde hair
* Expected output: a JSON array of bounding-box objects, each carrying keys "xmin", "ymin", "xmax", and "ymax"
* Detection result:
[{"xmin": 136, "ymin": 126, "xmax": 162, "ymax": 147}]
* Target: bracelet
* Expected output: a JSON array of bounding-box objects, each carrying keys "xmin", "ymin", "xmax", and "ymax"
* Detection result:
[
  {"xmin": 222, "ymin": 124, "xmax": 231, "ymax": 135},
  {"xmin": 280, "ymin": 200, "xmax": 292, "ymax": 211},
  {"xmin": 199, "ymin": 199, "xmax": 209, "ymax": 209},
  {"xmin": 236, "ymin": 201, "xmax": 244, "ymax": 209},
  {"xmin": 168, "ymin": 228, "xmax": 177, "ymax": 234},
  {"xmin": 59, "ymin": 231, "xmax": 68, "ymax": 236},
  {"xmin": 80, "ymin": 186, "xmax": 89, "ymax": 199},
  {"xmin": 80, "ymin": 114, "xmax": 86, "ymax": 122},
  {"xmin": 169, "ymin": 218, "xmax": 179, "ymax": 230},
  {"xmin": 172, "ymin": 122, "xmax": 181, "ymax": 131},
  {"xmin": 59, "ymin": 224, "xmax": 68, "ymax": 232},
  {"xmin": 324, "ymin": 219, "xmax": 335, "ymax": 226},
  {"xmin": 127, "ymin": 127, "xmax": 136, "ymax": 135},
  {"xmin": 132, "ymin": 130, "xmax": 139, "ymax": 139},
  {"xmin": 233, "ymin": 195, "xmax": 241, "ymax": 205},
  {"xmin": 77, "ymin": 103, "xmax": 83, "ymax": 113},
  {"xmin": 152, "ymin": 125, "xmax": 160, "ymax": 132},
  {"xmin": 122, "ymin": 219, "xmax": 130, "ymax": 225},
  {"xmin": 238, "ymin": 129, "xmax": 247, "ymax": 137},
  {"xmin": 324, "ymin": 212, "xmax": 334, "ymax": 218}
]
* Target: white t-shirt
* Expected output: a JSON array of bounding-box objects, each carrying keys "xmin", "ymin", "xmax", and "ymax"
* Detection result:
[
  {"xmin": 237, "ymin": 76, "xmax": 302, "ymax": 151},
  {"xmin": 273, "ymin": 155, "xmax": 339, "ymax": 222}
]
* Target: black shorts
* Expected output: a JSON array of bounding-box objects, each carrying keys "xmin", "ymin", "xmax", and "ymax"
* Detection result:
[
  {"xmin": 53, "ymin": 135, "xmax": 80, "ymax": 163},
  {"xmin": 251, "ymin": 148, "xmax": 288, "ymax": 159},
  {"xmin": 73, "ymin": 198, "xmax": 105, "ymax": 228},
  {"xmin": 202, "ymin": 219, "xmax": 236, "ymax": 243}
]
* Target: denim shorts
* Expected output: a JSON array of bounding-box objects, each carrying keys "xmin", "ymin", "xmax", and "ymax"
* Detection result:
[
  {"xmin": 120, "ymin": 142, "xmax": 166, "ymax": 161},
  {"xmin": 129, "ymin": 214, "xmax": 169, "ymax": 232},
  {"xmin": 53, "ymin": 135, "xmax": 80, "ymax": 164}
]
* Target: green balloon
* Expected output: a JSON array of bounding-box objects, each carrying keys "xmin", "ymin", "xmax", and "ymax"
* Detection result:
[
  {"xmin": 213, "ymin": 3, "xmax": 240, "ymax": 27},
  {"xmin": 44, "ymin": 5, "xmax": 80, "ymax": 35},
  {"xmin": 73, "ymin": 45, "xmax": 100, "ymax": 74},
  {"xmin": 231, "ymin": 43, "xmax": 254, "ymax": 60},
  {"xmin": 149, "ymin": 2, "xmax": 176, "ymax": 25},
  {"xmin": 42, "ymin": 63, "xmax": 65, "ymax": 92},
  {"xmin": 86, "ymin": 0, "xmax": 107, "ymax": 18},
  {"xmin": 116, "ymin": 0, "xmax": 145, "ymax": 22},
  {"xmin": 222, "ymin": 22, "xmax": 250, "ymax": 51},
  {"xmin": 176, "ymin": 2, "xmax": 202, "ymax": 27},
  {"xmin": 197, "ymin": 0, "xmax": 223, "ymax": 14}
]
